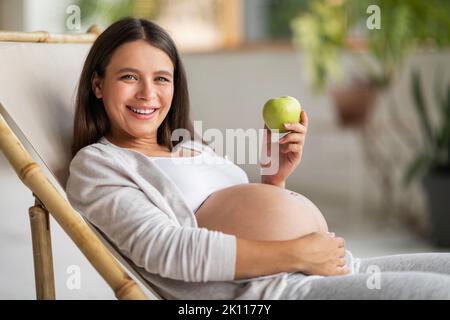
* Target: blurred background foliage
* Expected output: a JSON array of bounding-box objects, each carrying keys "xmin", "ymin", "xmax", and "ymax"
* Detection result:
[
  {"xmin": 291, "ymin": 0, "xmax": 450, "ymax": 91},
  {"xmin": 76, "ymin": 0, "xmax": 160, "ymax": 25},
  {"xmin": 266, "ymin": 0, "xmax": 309, "ymax": 39}
]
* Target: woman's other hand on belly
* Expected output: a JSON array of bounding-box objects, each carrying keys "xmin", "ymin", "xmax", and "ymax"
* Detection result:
[
  {"xmin": 289, "ymin": 232, "xmax": 350, "ymax": 276},
  {"xmin": 234, "ymin": 231, "xmax": 350, "ymax": 279}
]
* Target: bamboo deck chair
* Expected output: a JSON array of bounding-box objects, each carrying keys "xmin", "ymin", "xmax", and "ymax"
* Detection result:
[{"xmin": 0, "ymin": 28, "xmax": 164, "ymax": 300}]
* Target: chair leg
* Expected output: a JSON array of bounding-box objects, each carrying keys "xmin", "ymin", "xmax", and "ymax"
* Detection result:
[{"xmin": 29, "ymin": 197, "xmax": 55, "ymax": 300}]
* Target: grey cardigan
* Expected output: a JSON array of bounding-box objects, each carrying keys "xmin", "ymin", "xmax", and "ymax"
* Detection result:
[{"xmin": 66, "ymin": 137, "xmax": 290, "ymax": 299}]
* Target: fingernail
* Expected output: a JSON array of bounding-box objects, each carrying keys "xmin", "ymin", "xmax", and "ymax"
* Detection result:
[{"xmin": 283, "ymin": 123, "xmax": 291, "ymax": 128}]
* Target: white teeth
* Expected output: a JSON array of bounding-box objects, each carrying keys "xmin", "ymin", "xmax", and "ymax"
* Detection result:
[{"xmin": 129, "ymin": 107, "xmax": 156, "ymax": 115}]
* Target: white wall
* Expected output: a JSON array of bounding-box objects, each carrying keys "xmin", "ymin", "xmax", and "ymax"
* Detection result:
[
  {"xmin": 0, "ymin": 0, "xmax": 25, "ymax": 30},
  {"xmin": 0, "ymin": 0, "xmax": 73, "ymax": 32},
  {"xmin": 23, "ymin": 0, "xmax": 73, "ymax": 33}
]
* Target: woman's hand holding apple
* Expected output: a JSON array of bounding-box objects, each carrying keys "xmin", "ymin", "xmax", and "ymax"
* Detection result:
[{"xmin": 261, "ymin": 96, "xmax": 308, "ymax": 187}]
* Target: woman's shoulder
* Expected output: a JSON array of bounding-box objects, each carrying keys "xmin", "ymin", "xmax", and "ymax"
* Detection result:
[
  {"xmin": 72, "ymin": 140, "xmax": 107, "ymax": 159},
  {"xmin": 70, "ymin": 138, "xmax": 119, "ymax": 171},
  {"xmin": 66, "ymin": 139, "xmax": 132, "ymax": 190}
]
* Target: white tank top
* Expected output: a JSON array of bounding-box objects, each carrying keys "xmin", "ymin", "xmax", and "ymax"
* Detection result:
[{"xmin": 150, "ymin": 140, "xmax": 249, "ymax": 213}]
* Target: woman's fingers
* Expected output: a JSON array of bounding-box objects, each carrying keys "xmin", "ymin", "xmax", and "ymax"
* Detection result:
[
  {"xmin": 283, "ymin": 122, "xmax": 307, "ymax": 134},
  {"xmin": 338, "ymin": 247, "xmax": 346, "ymax": 258},
  {"xmin": 279, "ymin": 133, "xmax": 304, "ymax": 145},
  {"xmin": 336, "ymin": 237, "xmax": 346, "ymax": 248},
  {"xmin": 300, "ymin": 110, "xmax": 309, "ymax": 127},
  {"xmin": 279, "ymin": 134, "xmax": 304, "ymax": 154},
  {"xmin": 337, "ymin": 265, "xmax": 351, "ymax": 275},
  {"xmin": 280, "ymin": 143, "xmax": 302, "ymax": 154},
  {"xmin": 278, "ymin": 110, "xmax": 308, "ymax": 156},
  {"xmin": 337, "ymin": 257, "xmax": 347, "ymax": 267},
  {"xmin": 282, "ymin": 110, "xmax": 309, "ymax": 133},
  {"xmin": 279, "ymin": 117, "xmax": 307, "ymax": 155}
]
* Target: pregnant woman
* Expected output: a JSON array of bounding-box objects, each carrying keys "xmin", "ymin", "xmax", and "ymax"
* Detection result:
[{"xmin": 66, "ymin": 18, "xmax": 450, "ymax": 300}]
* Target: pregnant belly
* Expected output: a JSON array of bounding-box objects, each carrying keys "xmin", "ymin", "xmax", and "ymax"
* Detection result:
[{"xmin": 195, "ymin": 183, "xmax": 328, "ymax": 241}]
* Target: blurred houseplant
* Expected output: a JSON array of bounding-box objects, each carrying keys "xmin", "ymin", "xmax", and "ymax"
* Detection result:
[
  {"xmin": 76, "ymin": 0, "xmax": 159, "ymax": 27},
  {"xmin": 290, "ymin": 0, "xmax": 450, "ymax": 127},
  {"xmin": 266, "ymin": 0, "xmax": 309, "ymax": 40},
  {"xmin": 404, "ymin": 71, "xmax": 450, "ymax": 246}
]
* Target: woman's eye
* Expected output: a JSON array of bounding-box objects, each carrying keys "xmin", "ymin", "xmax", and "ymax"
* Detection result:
[
  {"xmin": 121, "ymin": 74, "xmax": 138, "ymax": 81},
  {"xmin": 156, "ymin": 76, "xmax": 169, "ymax": 82}
]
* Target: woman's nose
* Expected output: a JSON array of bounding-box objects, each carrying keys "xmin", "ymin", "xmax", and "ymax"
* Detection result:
[{"xmin": 136, "ymin": 79, "xmax": 157, "ymax": 100}]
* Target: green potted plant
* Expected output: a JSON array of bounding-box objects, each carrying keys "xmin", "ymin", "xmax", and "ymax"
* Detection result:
[
  {"xmin": 290, "ymin": 0, "xmax": 450, "ymax": 127},
  {"xmin": 404, "ymin": 71, "xmax": 450, "ymax": 247},
  {"xmin": 76, "ymin": 0, "xmax": 160, "ymax": 27}
]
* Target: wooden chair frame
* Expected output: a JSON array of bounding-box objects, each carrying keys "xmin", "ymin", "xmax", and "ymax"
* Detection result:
[{"xmin": 0, "ymin": 27, "xmax": 149, "ymax": 300}]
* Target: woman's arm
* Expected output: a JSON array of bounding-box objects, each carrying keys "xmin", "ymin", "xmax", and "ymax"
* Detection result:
[
  {"xmin": 260, "ymin": 111, "xmax": 309, "ymax": 189},
  {"xmin": 66, "ymin": 146, "xmax": 237, "ymax": 283},
  {"xmin": 235, "ymin": 232, "xmax": 349, "ymax": 279}
]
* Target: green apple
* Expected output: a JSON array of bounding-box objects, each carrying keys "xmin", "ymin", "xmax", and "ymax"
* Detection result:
[{"xmin": 263, "ymin": 96, "xmax": 302, "ymax": 133}]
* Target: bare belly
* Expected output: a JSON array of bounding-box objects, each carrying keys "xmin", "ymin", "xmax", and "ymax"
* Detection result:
[{"xmin": 195, "ymin": 183, "xmax": 328, "ymax": 241}]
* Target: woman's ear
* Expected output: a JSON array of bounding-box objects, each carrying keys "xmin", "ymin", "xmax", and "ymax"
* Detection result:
[{"xmin": 91, "ymin": 71, "xmax": 103, "ymax": 99}]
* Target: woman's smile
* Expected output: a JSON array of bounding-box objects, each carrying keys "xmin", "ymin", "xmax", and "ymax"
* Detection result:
[{"xmin": 126, "ymin": 105, "xmax": 160, "ymax": 120}]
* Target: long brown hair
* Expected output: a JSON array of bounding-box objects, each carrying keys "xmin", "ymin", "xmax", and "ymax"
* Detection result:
[{"xmin": 71, "ymin": 17, "xmax": 198, "ymax": 157}]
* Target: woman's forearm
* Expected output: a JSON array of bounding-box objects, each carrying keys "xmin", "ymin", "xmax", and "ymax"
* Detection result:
[
  {"xmin": 235, "ymin": 233, "xmax": 350, "ymax": 279},
  {"xmin": 234, "ymin": 238, "xmax": 294, "ymax": 279}
]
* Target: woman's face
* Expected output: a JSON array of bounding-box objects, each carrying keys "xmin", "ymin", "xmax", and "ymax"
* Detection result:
[{"xmin": 92, "ymin": 40, "xmax": 174, "ymax": 142}]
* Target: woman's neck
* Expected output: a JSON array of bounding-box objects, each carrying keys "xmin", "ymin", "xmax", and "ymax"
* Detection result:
[{"xmin": 105, "ymin": 132, "xmax": 169, "ymax": 155}]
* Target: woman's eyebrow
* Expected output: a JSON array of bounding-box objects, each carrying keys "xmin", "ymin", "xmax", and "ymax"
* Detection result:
[
  {"xmin": 115, "ymin": 67, "xmax": 173, "ymax": 77},
  {"xmin": 155, "ymin": 70, "xmax": 173, "ymax": 78},
  {"xmin": 115, "ymin": 67, "xmax": 141, "ymax": 74}
]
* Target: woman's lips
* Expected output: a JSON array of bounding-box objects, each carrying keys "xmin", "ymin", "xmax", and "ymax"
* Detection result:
[{"xmin": 126, "ymin": 106, "xmax": 159, "ymax": 120}]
